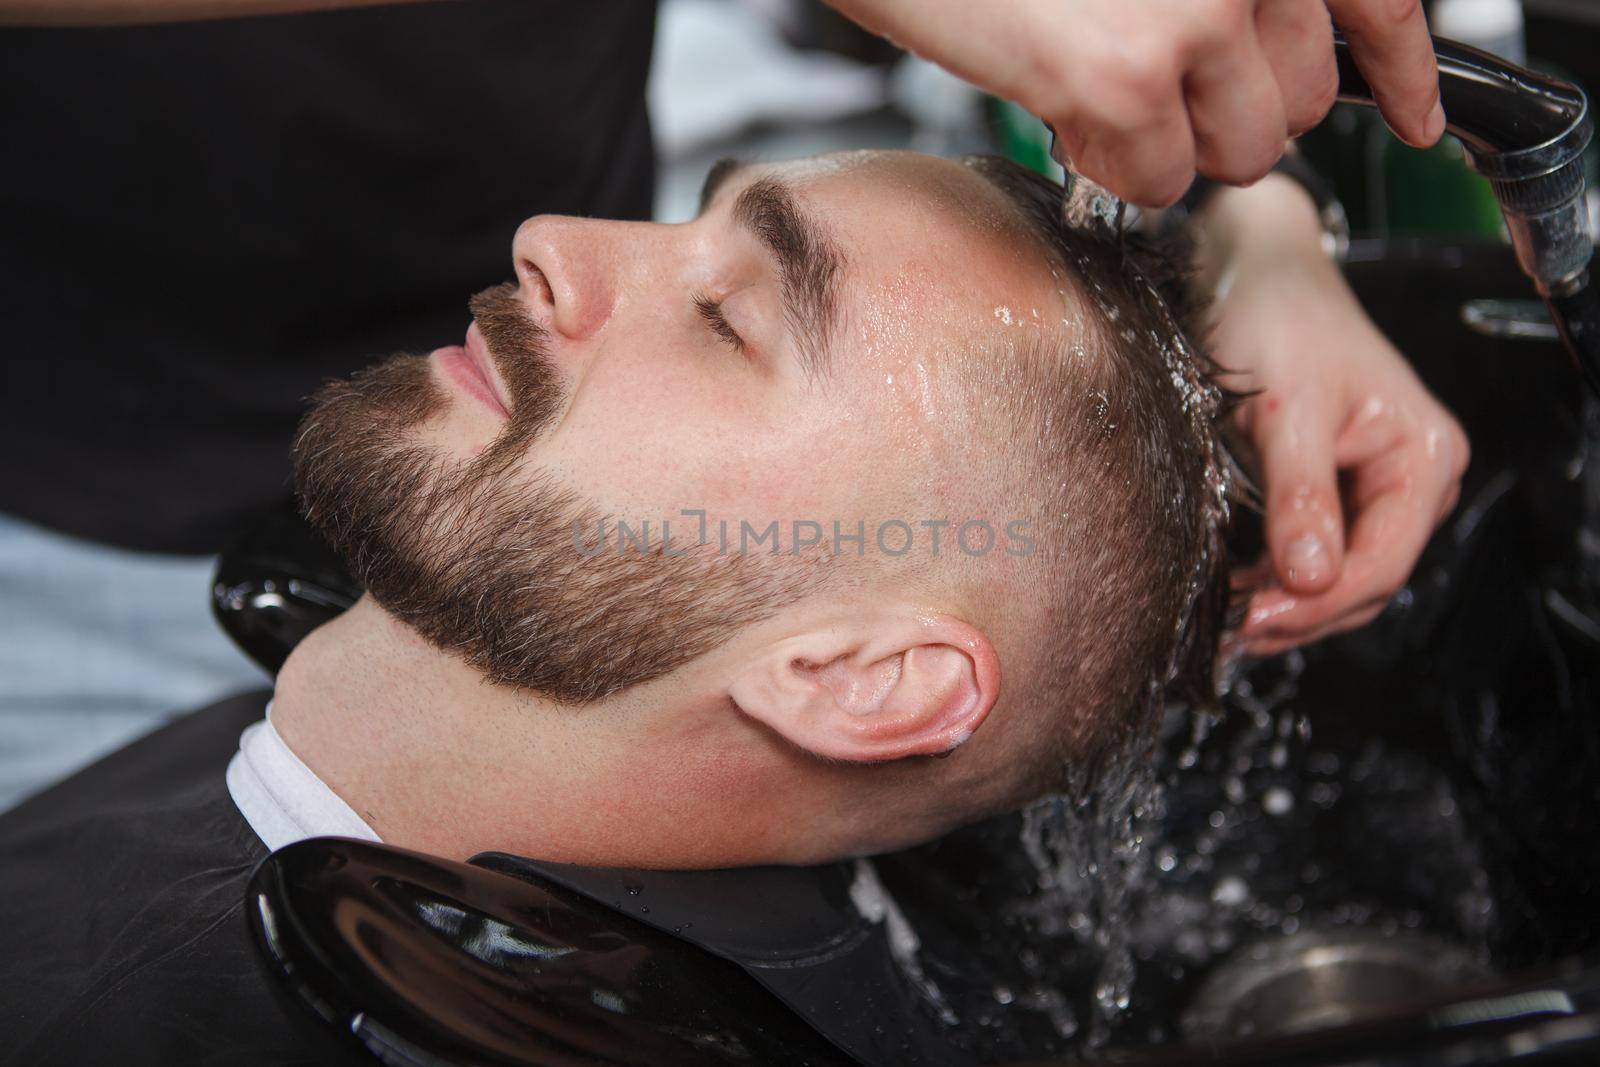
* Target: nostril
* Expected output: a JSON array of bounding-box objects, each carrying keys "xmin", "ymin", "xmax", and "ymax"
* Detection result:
[{"xmin": 519, "ymin": 259, "xmax": 554, "ymax": 307}]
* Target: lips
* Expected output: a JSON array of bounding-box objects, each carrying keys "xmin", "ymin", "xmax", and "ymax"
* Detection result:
[
  {"xmin": 435, "ymin": 331, "xmax": 510, "ymax": 420},
  {"xmin": 463, "ymin": 322, "xmax": 511, "ymax": 414}
]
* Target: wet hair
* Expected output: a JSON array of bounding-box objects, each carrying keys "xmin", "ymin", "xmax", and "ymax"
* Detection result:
[{"xmin": 957, "ymin": 154, "xmax": 1238, "ymax": 791}]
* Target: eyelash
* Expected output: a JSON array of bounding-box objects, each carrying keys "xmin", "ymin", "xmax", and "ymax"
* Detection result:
[{"xmin": 693, "ymin": 293, "xmax": 746, "ymax": 354}]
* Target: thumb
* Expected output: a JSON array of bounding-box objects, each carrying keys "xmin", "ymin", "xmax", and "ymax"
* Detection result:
[{"xmin": 1257, "ymin": 402, "xmax": 1346, "ymax": 595}]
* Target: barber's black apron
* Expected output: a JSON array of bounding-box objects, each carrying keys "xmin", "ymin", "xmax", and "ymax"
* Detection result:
[{"xmin": 0, "ymin": 1, "xmax": 656, "ymax": 554}]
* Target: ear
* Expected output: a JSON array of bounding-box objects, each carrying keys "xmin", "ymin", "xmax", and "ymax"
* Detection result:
[{"xmin": 727, "ymin": 608, "xmax": 1000, "ymax": 763}]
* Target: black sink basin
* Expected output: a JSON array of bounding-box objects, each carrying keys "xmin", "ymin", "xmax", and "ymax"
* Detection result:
[{"xmin": 867, "ymin": 239, "xmax": 1600, "ymax": 1063}]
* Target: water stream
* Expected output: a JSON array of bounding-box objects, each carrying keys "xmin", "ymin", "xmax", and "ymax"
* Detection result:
[{"xmin": 872, "ymin": 650, "xmax": 1498, "ymax": 1062}]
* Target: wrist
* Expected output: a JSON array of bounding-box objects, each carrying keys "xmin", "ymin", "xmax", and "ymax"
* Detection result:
[
  {"xmin": 1193, "ymin": 174, "xmax": 1332, "ymax": 298},
  {"xmin": 1204, "ymin": 173, "xmax": 1326, "ymax": 254}
]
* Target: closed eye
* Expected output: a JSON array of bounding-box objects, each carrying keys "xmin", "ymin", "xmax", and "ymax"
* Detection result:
[{"xmin": 694, "ymin": 293, "xmax": 746, "ymax": 354}]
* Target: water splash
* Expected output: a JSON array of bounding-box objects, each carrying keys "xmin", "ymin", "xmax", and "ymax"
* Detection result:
[
  {"xmin": 869, "ymin": 647, "xmax": 1498, "ymax": 1062},
  {"xmin": 850, "ymin": 857, "xmax": 961, "ymax": 1026},
  {"xmin": 1060, "ymin": 168, "xmax": 1126, "ymax": 236},
  {"xmin": 1015, "ymin": 730, "xmax": 1163, "ymax": 1048}
]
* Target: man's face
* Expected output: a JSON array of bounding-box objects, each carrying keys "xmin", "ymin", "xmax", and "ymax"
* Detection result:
[{"xmin": 294, "ymin": 151, "xmax": 1066, "ymax": 700}]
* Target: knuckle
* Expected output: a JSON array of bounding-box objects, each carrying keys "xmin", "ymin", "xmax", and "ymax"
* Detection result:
[
  {"xmin": 1020, "ymin": 59, "xmax": 1073, "ymax": 122},
  {"xmin": 1028, "ymin": 46, "xmax": 1077, "ymax": 106},
  {"xmin": 1273, "ymin": 481, "xmax": 1340, "ymax": 525},
  {"xmin": 1285, "ymin": 0, "xmax": 1335, "ymax": 34},
  {"xmin": 1295, "ymin": 65, "xmax": 1341, "ymax": 130},
  {"xmin": 1107, "ymin": 39, "xmax": 1180, "ymax": 110}
]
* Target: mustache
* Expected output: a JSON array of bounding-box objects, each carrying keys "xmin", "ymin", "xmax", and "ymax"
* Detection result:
[{"xmin": 468, "ymin": 281, "xmax": 562, "ymax": 438}]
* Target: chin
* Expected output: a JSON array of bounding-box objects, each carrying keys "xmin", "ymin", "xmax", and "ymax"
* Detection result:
[{"xmin": 422, "ymin": 411, "xmax": 505, "ymax": 463}]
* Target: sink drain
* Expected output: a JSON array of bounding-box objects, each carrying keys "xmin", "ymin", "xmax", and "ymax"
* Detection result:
[{"xmin": 1182, "ymin": 929, "xmax": 1487, "ymax": 1041}]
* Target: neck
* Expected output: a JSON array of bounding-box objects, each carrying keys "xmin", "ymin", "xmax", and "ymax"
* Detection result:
[{"xmin": 270, "ymin": 597, "xmax": 849, "ymax": 867}]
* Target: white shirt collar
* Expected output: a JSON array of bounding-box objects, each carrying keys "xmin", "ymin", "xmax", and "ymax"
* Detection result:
[{"xmin": 225, "ymin": 703, "xmax": 381, "ymax": 852}]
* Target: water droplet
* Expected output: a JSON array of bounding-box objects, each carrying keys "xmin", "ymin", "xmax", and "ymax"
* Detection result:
[
  {"xmin": 1211, "ymin": 875, "xmax": 1250, "ymax": 908},
  {"xmin": 1262, "ymin": 787, "xmax": 1294, "ymax": 816}
]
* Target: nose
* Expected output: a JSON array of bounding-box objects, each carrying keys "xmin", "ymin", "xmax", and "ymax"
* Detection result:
[{"xmin": 512, "ymin": 215, "xmax": 623, "ymax": 342}]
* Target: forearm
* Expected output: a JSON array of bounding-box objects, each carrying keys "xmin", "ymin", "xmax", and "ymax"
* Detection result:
[{"xmin": 1, "ymin": 0, "xmax": 429, "ymax": 27}]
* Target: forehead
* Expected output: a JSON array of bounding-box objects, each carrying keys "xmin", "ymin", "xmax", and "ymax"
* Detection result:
[{"xmin": 739, "ymin": 152, "xmax": 1073, "ymax": 378}]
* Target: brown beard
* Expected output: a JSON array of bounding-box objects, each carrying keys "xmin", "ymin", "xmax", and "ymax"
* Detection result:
[{"xmin": 291, "ymin": 283, "xmax": 821, "ymax": 703}]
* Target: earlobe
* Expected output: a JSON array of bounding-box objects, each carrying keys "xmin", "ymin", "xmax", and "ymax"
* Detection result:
[{"xmin": 728, "ymin": 613, "xmax": 1000, "ymax": 764}]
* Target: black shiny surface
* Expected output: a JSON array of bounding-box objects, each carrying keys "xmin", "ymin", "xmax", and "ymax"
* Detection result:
[
  {"xmin": 213, "ymin": 502, "xmax": 360, "ymax": 674},
  {"xmin": 474, "ymin": 853, "xmax": 973, "ymax": 1066},
  {"xmin": 248, "ymin": 838, "xmax": 856, "ymax": 1067}
]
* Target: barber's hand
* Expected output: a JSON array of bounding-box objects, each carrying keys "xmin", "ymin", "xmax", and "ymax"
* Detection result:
[
  {"xmin": 1199, "ymin": 176, "xmax": 1469, "ymax": 656},
  {"xmin": 825, "ymin": 0, "xmax": 1443, "ymax": 207}
]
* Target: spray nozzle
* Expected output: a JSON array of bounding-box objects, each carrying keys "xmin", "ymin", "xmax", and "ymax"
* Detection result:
[{"xmin": 1048, "ymin": 126, "xmax": 1129, "ymax": 236}]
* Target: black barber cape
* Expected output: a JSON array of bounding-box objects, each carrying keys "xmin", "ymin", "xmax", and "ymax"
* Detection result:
[
  {"xmin": 0, "ymin": 694, "xmax": 972, "ymax": 1067},
  {"xmin": 0, "ymin": 692, "xmax": 365, "ymax": 1066},
  {"xmin": 0, "ymin": 1, "xmax": 655, "ymax": 554}
]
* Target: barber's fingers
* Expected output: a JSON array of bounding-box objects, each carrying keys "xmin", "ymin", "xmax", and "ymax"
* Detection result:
[
  {"xmin": 1061, "ymin": 0, "xmax": 1317, "ymax": 202},
  {"xmin": 1255, "ymin": 0, "xmax": 1340, "ymax": 135},
  {"xmin": 1331, "ymin": 401, "xmax": 1470, "ymax": 602},
  {"xmin": 1183, "ymin": 19, "xmax": 1289, "ymax": 185},
  {"xmin": 1065, "ymin": 46, "xmax": 1199, "ymax": 208},
  {"xmin": 1072, "ymin": 118, "xmax": 1198, "ymax": 209},
  {"xmin": 1242, "ymin": 405, "xmax": 1469, "ymax": 651},
  {"xmin": 1243, "ymin": 480, "xmax": 1438, "ymax": 656},
  {"xmin": 1252, "ymin": 387, "xmax": 1347, "ymax": 595},
  {"xmin": 1325, "ymin": 0, "xmax": 1444, "ymax": 147},
  {"xmin": 1243, "ymin": 599, "xmax": 1385, "ymax": 657}
]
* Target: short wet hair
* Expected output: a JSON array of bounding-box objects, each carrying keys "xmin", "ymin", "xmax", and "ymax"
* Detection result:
[{"xmin": 959, "ymin": 154, "xmax": 1237, "ymax": 789}]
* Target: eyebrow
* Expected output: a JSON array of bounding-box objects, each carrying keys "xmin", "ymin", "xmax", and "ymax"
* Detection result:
[
  {"xmin": 699, "ymin": 161, "xmax": 844, "ymax": 379},
  {"xmin": 698, "ymin": 157, "xmax": 744, "ymax": 213}
]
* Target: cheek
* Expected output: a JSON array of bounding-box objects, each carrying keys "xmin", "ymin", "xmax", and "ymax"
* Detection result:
[{"xmin": 527, "ymin": 346, "xmax": 841, "ymax": 521}]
